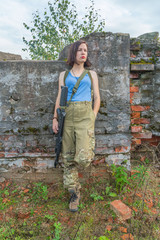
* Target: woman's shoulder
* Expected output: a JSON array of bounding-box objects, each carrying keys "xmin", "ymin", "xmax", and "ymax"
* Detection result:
[
  {"xmin": 59, "ymin": 71, "xmax": 66, "ymax": 77},
  {"xmin": 59, "ymin": 70, "xmax": 69, "ymax": 80},
  {"xmin": 88, "ymin": 70, "xmax": 97, "ymax": 78}
]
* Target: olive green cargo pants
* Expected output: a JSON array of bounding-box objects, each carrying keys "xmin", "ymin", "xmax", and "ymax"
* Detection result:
[{"xmin": 62, "ymin": 101, "xmax": 95, "ymax": 192}]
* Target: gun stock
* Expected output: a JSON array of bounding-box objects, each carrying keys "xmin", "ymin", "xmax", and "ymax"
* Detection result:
[{"xmin": 54, "ymin": 86, "xmax": 68, "ymax": 168}]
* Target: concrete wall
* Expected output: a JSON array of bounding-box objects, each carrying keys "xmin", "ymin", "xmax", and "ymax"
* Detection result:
[{"xmin": 0, "ymin": 32, "xmax": 131, "ymax": 181}]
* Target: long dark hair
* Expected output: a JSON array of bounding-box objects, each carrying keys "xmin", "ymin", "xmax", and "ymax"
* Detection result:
[{"xmin": 67, "ymin": 40, "xmax": 91, "ymax": 67}]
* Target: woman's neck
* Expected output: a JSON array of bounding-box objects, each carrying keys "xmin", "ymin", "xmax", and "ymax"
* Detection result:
[{"xmin": 71, "ymin": 63, "xmax": 85, "ymax": 77}]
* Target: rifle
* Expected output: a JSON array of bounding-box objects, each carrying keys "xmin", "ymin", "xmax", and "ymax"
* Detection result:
[{"xmin": 54, "ymin": 86, "xmax": 68, "ymax": 168}]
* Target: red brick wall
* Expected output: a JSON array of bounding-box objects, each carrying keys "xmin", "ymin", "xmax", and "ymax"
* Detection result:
[{"xmin": 130, "ymin": 34, "xmax": 160, "ymax": 149}]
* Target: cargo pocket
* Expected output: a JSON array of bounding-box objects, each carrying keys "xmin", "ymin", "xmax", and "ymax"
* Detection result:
[
  {"xmin": 91, "ymin": 110, "xmax": 96, "ymax": 120},
  {"xmin": 87, "ymin": 129, "xmax": 95, "ymax": 159}
]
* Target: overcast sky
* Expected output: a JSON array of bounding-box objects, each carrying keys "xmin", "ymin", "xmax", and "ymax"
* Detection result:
[{"xmin": 0, "ymin": 0, "xmax": 160, "ymax": 59}]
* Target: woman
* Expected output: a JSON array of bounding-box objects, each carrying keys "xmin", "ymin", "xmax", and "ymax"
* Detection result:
[{"xmin": 52, "ymin": 40, "xmax": 100, "ymax": 212}]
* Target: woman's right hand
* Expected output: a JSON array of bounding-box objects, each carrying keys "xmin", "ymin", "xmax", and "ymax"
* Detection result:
[{"xmin": 52, "ymin": 118, "xmax": 59, "ymax": 134}]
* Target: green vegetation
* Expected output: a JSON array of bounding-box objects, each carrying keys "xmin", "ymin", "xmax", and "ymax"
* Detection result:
[
  {"xmin": 0, "ymin": 158, "xmax": 159, "ymax": 239},
  {"xmin": 110, "ymin": 163, "xmax": 130, "ymax": 193},
  {"xmin": 22, "ymin": 0, "xmax": 105, "ymax": 60}
]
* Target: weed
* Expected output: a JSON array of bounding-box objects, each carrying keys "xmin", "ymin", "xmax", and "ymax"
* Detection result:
[
  {"xmin": 105, "ymin": 186, "xmax": 117, "ymax": 197},
  {"xmin": 74, "ymin": 219, "xmax": 94, "ymax": 240},
  {"xmin": 28, "ymin": 182, "xmax": 48, "ymax": 203},
  {"xmin": 133, "ymin": 199, "xmax": 144, "ymax": 209},
  {"xmin": 0, "ymin": 226, "xmax": 15, "ymax": 239},
  {"xmin": 98, "ymin": 236, "xmax": 110, "ymax": 240},
  {"xmin": 78, "ymin": 203, "xmax": 85, "ymax": 210},
  {"xmin": 131, "ymin": 165, "xmax": 149, "ymax": 186},
  {"xmin": 45, "ymin": 214, "xmax": 54, "ymax": 221},
  {"xmin": 110, "ymin": 164, "xmax": 130, "ymax": 192},
  {"xmin": 11, "ymin": 188, "xmax": 18, "ymax": 194},
  {"xmin": 0, "ymin": 160, "xmax": 159, "ymax": 240},
  {"xmin": 90, "ymin": 192, "xmax": 104, "ymax": 201},
  {"xmin": 4, "ymin": 189, "xmax": 9, "ymax": 196},
  {"xmin": 53, "ymin": 222, "xmax": 62, "ymax": 240},
  {"xmin": 144, "ymin": 158, "xmax": 150, "ymax": 164},
  {"xmin": 30, "ymin": 208, "xmax": 34, "ymax": 216}
]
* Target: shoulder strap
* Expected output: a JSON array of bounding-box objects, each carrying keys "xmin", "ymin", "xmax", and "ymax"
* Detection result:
[
  {"xmin": 64, "ymin": 70, "xmax": 69, "ymax": 85},
  {"xmin": 87, "ymin": 70, "xmax": 93, "ymax": 100},
  {"xmin": 67, "ymin": 69, "xmax": 88, "ymax": 106}
]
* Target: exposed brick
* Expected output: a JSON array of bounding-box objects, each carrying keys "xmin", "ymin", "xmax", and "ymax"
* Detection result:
[
  {"xmin": 131, "ymin": 126, "xmax": 143, "ymax": 133},
  {"xmin": 130, "ymin": 86, "xmax": 139, "ymax": 93},
  {"xmin": 127, "ymin": 198, "xmax": 133, "ymax": 204},
  {"xmin": 115, "ymin": 146, "xmax": 129, "ymax": 153},
  {"xmin": 0, "ymin": 152, "xmax": 5, "ymax": 158},
  {"xmin": 78, "ymin": 172, "xmax": 83, "ymax": 178},
  {"xmin": 131, "ymin": 118, "xmax": 150, "ymax": 124},
  {"xmin": 108, "ymin": 216, "xmax": 113, "ymax": 223},
  {"xmin": 132, "ymin": 131, "xmax": 152, "ymax": 139},
  {"xmin": 142, "ymin": 136, "xmax": 160, "ymax": 142},
  {"xmin": 130, "ymin": 73, "xmax": 139, "ymax": 79},
  {"xmin": 130, "ymin": 53, "xmax": 136, "ymax": 58},
  {"xmin": 0, "ymin": 136, "xmax": 10, "ymax": 141},
  {"xmin": 131, "ymin": 112, "xmax": 140, "ymax": 119},
  {"xmin": 106, "ymin": 225, "xmax": 112, "ymax": 231},
  {"xmin": 5, "ymin": 152, "xmax": 19, "ymax": 158},
  {"xmin": 92, "ymin": 157, "xmax": 105, "ymax": 165},
  {"xmin": 140, "ymin": 156, "xmax": 146, "ymax": 162},
  {"xmin": 91, "ymin": 169, "xmax": 107, "ymax": 177},
  {"xmin": 149, "ymin": 142, "xmax": 160, "ymax": 146},
  {"xmin": 37, "ymin": 162, "xmax": 47, "ymax": 167},
  {"xmin": 131, "ymin": 170, "xmax": 139, "ymax": 177},
  {"xmin": 119, "ymin": 227, "xmax": 127, "ymax": 233},
  {"xmin": 22, "ymin": 160, "xmax": 36, "ymax": 167},
  {"xmin": 130, "ymin": 92, "xmax": 134, "ymax": 99},
  {"xmin": 131, "ymin": 206, "xmax": 138, "ymax": 212},
  {"xmin": 95, "ymin": 147, "xmax": 108, "ymax": 153},
  {"xmin": 150, "ymin": 208, "xmax": 158, "ymax": 215},
  {"xmin": 17, "ymin": 211, "xmax": 30, "ymax": 219},
  {"xmin": 155, "ymin": 50, "xmax": 160, "ymax": 56},
  {"xmin": 136, "ymin": 193, "xmax": 143, "ymax": 198},
  {"xmin": 144, "ymin": 199, "xmax": 153, "ymax": 209},
  {"xmin": 110, "ymin": 200, "xmax": 132, "ymax": 220},
  {"xmin": 121, "ymin": 233, "xmax": 134, "ymax": 240},
  {"xmin": 141, "ymin": 137, "xmax": 160, "ymax": 146},
  {"xmin": 131, "ymin": 105, "xmax": 150, "ymax": 111},
  {"xmin": 0, "ymin": 213, "xmax": 3, "ymax": 221},
  {"xmin": 23, "ymin": 189, "xmax": 30, "ymax": 193}
]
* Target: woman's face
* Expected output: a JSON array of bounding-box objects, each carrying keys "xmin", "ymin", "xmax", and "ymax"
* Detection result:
[{"xmin": 75, "ymin": 43, "xmax": 88, "ymax": 64}]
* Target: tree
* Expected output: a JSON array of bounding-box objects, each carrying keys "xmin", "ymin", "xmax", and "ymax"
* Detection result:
[{"xmin": 22, "ymin": 0, "xmax": 105, "ymax": 60}]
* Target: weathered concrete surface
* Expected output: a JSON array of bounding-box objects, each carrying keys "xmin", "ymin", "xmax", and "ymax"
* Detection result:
[
  {"xmin": 83, "ymin": 33, "xmax": 131, "ymax": 167},
  {"xmin": 0, "ymin": 32, "xmax": 131, "ymax": 180}
]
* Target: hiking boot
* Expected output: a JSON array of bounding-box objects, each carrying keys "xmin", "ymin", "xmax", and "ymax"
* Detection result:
[{"xmin": 69, "ymin": 190, "xmax": 80, "ymax": 212}]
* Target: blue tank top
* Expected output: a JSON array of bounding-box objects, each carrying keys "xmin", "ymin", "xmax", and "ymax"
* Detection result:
[{"xmin": 65, "ymin": 72, "xmax": 92, "ymax": 102}]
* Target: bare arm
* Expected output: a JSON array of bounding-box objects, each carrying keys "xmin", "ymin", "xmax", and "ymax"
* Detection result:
[
  {"xmin": 90, "ymin": 70, "xmax": 101, "ymax": 117},
  {"xmin": 52, "ymin": 71, "xmax": 65, "ymax": 133}
]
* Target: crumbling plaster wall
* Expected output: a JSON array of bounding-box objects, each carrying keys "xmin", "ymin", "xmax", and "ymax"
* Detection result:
[{"xmin": 0, "ymin": 32, "xmax": 131, "ymax": 181}]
